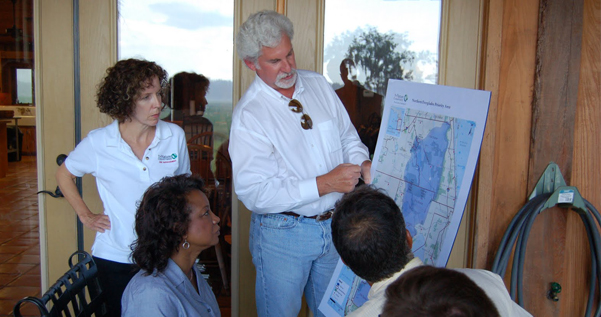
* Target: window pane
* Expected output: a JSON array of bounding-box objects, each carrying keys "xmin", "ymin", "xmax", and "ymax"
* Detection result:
[
  {"xmin": 16, "ymin": 68, "xmax": 33, "ymax": 104},
  {"xmin": 118, "ymin": 0, "xmax": 233, "ymax": 310},
  {"xmin": 324, "ymin": 0, "xmax": 441, "ymax": 156},
  {"xmin": 119, "ymin": 1, "xmax": 234, "ymax": 134}
]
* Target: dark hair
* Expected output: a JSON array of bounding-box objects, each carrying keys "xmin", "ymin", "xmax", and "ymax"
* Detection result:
[
  {"xmin": 382, "ymin": 266, "xmax": 501, "ymax": 317},
  {"xmin": 130, "ymin": 174, "xmax": 207, "ymax": 274},
  {"xmin": 340, "ymin": 58, "xmax": 355, "ymax": 73},
  {"xmin": 96, "ymin": 58, "xmax": 168, "ymax": 122},
  {"xmin": 331, "ymin": 185, "xmax": 413, "ymax": 283},
  {"xmin": 170, "ymin": 72, "xmax": 210, "ymax": 110}
]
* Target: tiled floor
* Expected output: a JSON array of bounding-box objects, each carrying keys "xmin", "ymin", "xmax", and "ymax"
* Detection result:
[{"xmin": 0, "ymin": 156, "xmax": 40, "ymax": 316}]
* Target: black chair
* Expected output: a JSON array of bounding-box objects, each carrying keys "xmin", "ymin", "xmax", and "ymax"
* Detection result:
[{"xmin": 13, "ymin": 251, "xmax": 106, "ymax": 317}]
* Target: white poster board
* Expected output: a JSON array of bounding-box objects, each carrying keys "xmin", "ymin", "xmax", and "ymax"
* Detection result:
[{"xmin": 319, "ymin": 79, "xmax": 491, "ymax": 316}]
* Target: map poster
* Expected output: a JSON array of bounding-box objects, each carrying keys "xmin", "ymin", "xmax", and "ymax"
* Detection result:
[{"xmin": 319, "ymin": 79, "xmax": 491, "ymax": 316}]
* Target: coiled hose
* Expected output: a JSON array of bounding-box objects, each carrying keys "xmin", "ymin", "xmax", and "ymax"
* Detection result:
[{"xmin": 492, "ymin": 193, "xmax": 601, "ymax": 317}]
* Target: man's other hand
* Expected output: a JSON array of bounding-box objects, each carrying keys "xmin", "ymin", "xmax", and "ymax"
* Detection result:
[{"xmin": 317, "ymin": 163, "xmax": 362, "ymax": 196}]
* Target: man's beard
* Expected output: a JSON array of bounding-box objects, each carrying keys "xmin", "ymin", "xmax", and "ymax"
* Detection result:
[{"xmin": 275, "ymin": 69, "xmax": 297, "ymax": 89}]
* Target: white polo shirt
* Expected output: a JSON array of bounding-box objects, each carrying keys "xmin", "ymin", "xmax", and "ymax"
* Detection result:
[{"xmin": 65, "ymin": 120, "xmax": 190, "ymax": 263}]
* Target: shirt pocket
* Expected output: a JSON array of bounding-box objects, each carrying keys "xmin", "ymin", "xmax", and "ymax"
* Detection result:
[{"xmin": 317, "ymin": 120, "xmax": 342, "ymax": 155}]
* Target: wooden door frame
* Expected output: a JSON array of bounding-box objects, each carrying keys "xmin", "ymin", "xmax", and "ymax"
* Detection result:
[{"xmin": 36, "ymin": 0, "xmax": 116, "ymax": 289}]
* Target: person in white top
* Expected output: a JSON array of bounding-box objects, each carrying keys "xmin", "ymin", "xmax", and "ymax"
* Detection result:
[
  {"xmin": 230, "ymin": 10, "xmax": 371, "ymax": 317},
  {"xmin": 331, "ymin": 186, "xmax": 533, "ymax": 317},
  {"xmin": 55, "ymin": 59, "xmax": 190, "ymax": 316},
  {"xmin": 383, "ymin": 266, "xmax": 533, "ymax": 317}
]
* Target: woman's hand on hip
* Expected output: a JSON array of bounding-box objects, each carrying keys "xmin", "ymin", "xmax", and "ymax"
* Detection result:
[{"xmin": 80, "ymin": 213, "xmax": 111, "ymax": 233}]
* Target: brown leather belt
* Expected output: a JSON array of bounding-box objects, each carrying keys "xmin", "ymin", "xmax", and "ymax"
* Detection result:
[{"xmin": 280, "ymin": 209, "xmax": 334, "ymax": 222}]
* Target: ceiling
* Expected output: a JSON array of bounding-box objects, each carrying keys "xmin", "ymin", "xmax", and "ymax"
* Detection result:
[{"xmin": 0, "ymin": 0, "xmax": 33, "ymax": 50}]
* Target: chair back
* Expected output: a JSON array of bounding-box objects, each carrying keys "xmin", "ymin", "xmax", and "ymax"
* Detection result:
[
  {"xmin": 214, "ymin": 148, "xmax": 232, "ymax": 214},
  {"xmin": 187, "ymin": 131, "xmax": 213, "ymax": 147},
  {"xmin": 183, "ymin": 115, "xmax": 213, "ymax": 147},
  {"xmin": 13, "ymin": 251, "xmax": 106, "ymax": 317},
  {"xmin": 188, "ymin": 143, "xmax": 214, "ymax": 182}
]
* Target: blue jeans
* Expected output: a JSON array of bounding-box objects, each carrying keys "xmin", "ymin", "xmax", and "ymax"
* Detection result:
[{"xmin": 250, "ymin": 212, "xmax": 339, "ymax": 317}]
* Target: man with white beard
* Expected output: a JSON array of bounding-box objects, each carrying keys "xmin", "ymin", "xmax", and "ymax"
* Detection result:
[{"xmin": 229, "ymin": 10, "xmax": 372, "ymax": 317}]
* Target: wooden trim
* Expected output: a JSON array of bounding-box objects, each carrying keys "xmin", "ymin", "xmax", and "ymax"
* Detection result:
[
  {"xmin": 276, "ymin": 0, "xmax": 286, "ymax": 15},
  {"xmin": 438, "ymin": 0, "xmax": 449, "ymax": 86},
  {"xmin": 440, "ymin": 0, "xmax": 486, "ymax": 269},
  {"xmin": 38, "ymin": 0, "xmax": 78, "ymax": 288},
  {"xmin": 474, "ymin": 0, "xmax": 504, "ymax": 270},
  {"xmin": 314, "ymin": 0, "xmax": 324, "ymax": 74}
]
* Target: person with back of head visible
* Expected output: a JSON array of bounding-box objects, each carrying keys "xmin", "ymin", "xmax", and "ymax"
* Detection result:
[
  {"xmin": 230, "ymin": 10, "xmax": 371, "ymax": 317},
  {"xmin": 382, "ymin": 265, "xmax": 500, "ymax": 317},
  {"xmin": 331, "ymin": 185, "xmax": 533, "ymax": 317}
]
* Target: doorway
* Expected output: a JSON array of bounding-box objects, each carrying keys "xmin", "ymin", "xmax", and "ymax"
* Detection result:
[{"xmin": 0, "ymin": 0, "xmax": 39, "ymax": 315}]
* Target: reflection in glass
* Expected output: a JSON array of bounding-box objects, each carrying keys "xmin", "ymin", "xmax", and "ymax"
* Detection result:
[
  {"xmin": 16, "ymin": 68, "xmax": 32, "ymax": 104},
  {"xmin": 324, "ymin": 0, "xmax": 441, "ymax": 157},
  {"xmin": 0, "ymin": 0, "xmax": 34, "ymax": 106},
  {"xmin": 118, "ymin": 1, "xmax": 234, "ymax": 313}
]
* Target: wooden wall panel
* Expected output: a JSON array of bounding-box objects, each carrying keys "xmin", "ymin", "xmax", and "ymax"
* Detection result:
[
  {"xmin": 477, "ymin": 0, "xmax": 539, "ymax": 271},
  {"xmin": 525, "ymin": 0, "xmax": 584, "ymax": 315},
  {"xmin": 566, "ymin": 0, "xmax": 601, "ymax": 315},
  {"xmin": 476, "ymin": 0, "xmax": 600, "ymax": 315}
]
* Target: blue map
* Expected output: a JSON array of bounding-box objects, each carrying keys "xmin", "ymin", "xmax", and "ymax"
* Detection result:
[
  {"xmin": 320, "ymin": 80, "xmax": 490, "ymax": 317},
  {"xmin": 372, "ymin": 108, "xmax": 475, "ymax": 265},
  {"xmin": 324, "ymin": 263, "xmax": 370, "ymax": 315}
]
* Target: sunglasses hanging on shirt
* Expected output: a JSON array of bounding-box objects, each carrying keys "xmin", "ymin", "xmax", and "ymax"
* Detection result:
[{"xmin": 288, "ymin": 99, "xmax": 313, "ymax": 130}]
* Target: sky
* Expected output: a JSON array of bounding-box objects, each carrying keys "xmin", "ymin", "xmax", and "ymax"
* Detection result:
[
  {"xmin": 324, "ymin": 0, "xmax": 441, "ymax": 52},
  {"xmin": 118, "ymin": 0, "xmax": 234, "ymax": 81},
  {"xmin": 118, "ymin": 0, "xmax": 441, "ymax": 82},
  {"xmin": 323, "ymin": 0, "xmax": 441, "ymax": 84}
]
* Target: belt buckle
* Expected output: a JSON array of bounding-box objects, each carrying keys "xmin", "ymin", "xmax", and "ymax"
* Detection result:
[{"xmin": 316, "ymin": 210, "xmax": 333, "ymax": 222}]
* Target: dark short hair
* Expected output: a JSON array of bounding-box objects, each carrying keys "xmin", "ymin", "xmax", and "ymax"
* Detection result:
[
  {"xmin": 169, "ymin": 72, "xmax": 210, "ymax": 110},
  {"xmin": 331, "ymin": 185, "xmax": 413, "ymax": 283},
  {"xmin": 382, "ymin": 266, "xmax": 500, "ymax": 317},
  {"xmin": 96, "ymin": 58, "xmax": 168, "ymax": 122},
  {"xmin": 340, "ymin": 58, "xmax": 355, "ymax": 73},
  {"xmin": 130, "ymin": 174, "xmax": 207, "ymax": 274}
]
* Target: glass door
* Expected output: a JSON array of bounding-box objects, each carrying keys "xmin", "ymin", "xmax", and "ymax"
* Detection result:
[{"xmin": 119, "ymin": 1, "xmax": 234, "ymax": 314}]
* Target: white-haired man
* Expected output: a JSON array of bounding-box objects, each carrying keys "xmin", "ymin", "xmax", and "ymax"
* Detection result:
[{"xmin": 229, "ymin": 10, "xmax": 371, "ymax": 317}]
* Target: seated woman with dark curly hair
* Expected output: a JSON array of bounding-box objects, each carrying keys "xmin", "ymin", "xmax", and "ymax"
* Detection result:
[{"xmin": 121, "ymin": 174, "xmax": 221, "ymax": 317}]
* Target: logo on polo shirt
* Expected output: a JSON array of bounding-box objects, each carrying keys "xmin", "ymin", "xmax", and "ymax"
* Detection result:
[{"xmin": 158, "ymin": 153, "xmax": 177, "ymax": 163}]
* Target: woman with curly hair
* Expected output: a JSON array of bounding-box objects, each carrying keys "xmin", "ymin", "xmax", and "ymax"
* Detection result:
[
  {"xmin": 122, "ymin": 174, "xmax": 221, "ymax": 316},
  {"xmin": 55, "ymin": 58, "xmax": 190, "ymax": 315}
]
